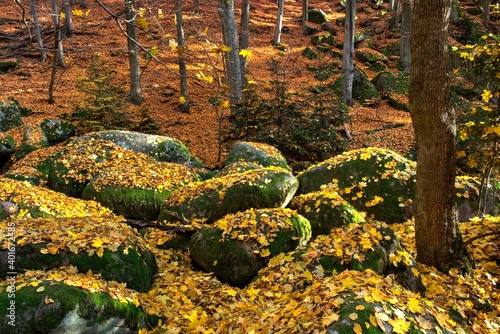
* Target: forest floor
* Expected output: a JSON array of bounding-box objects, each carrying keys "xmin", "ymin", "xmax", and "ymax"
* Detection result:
[{"xmin": 0, "ymin": 0, "xmax": 417, "ymax": 170}]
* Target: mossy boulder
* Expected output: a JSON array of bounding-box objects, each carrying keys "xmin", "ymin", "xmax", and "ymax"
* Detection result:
[
  {"xmin": 455, "ymin": 176, "xmax": 499, "ymax": 221},
  {"xmin": 0, "ymin": 134, "xmax": 15, "ymax": 157},
  {"xmin": 158, "ymin": 167, "xmax": 298, "ymax": 224},
  {"xmin": 0, "ymin": 177, "xmax": 114, "ymax": 220},
  {"xmin": 302, "ymin": 46, "xmax": 318, "ymax": 60},
  {"xmin": 0, "ymin": 101, "xmax": 23, "ymax": 132},
  {"xmin": 308, "ymin": 8, "xmax": 328, "ymax": 24},
  {"xmin": 0, "ymin": 281, "xmax": 156, "ymax": 333},
  {"xmin": 355, "ymin": 48, "xmax": 389, "ymax": 65},
  {"xmin": 297, "ymin": 148, "xmax": 416, "ymax": 223},
  {"xmin": 0, "ymin": 217, "xmax": 156, "ymax": 292},
  {"xmin": 224, "ymin": 141, "xmax": 290, "ymax": 171},
  {"xmin": 74, "ymin": 130, "xmax": 202, "ymax": 167},
  {"xmin": 40, "ymin": 118, "xmax": 76, "ymax": 144},
  {"xmin": 4, "ymin": 124, "xmax": 49, "ymax": 164},
  {"xmin": 311, "ymin": 33, "xmax": 336, "ymax": 46},
  {"xmin": 189, "ymin": 208, "xmax": 311, "ymax": 286},
  {"xmin": 290, "ymin": 190, "xmax": 366, "ymax": 237},
  {"xmin": 371, "ymin": 71, "xmax": 410, "ymax": 111},
  {"xmin": 48, "ymin": 138, "xmax": 144, "ymax": 197},
  {"xmin": 331, "ymin": 67, "xmax": 379, "ymax": 106},
  {"xmin": 217, "ymin": 161, "xmax": 263, "ymax": 177},
  {"xmin": 3, "ymin": 145, "xmax": 62, "ymax": 186},
  {"xmin": 82, "ymin": 160, "xmax": 202, "ymax": 220}
]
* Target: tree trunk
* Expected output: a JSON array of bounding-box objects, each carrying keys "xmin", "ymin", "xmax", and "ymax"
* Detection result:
[
  {"xmin": 193, "ymin": 0, "xmax": 200, "ymax": 13},
  {"xmin": 175, "ymin": 0, "xmax": 189, "ymax": 113},
  {"xmin": 218, "ymin": 0, "xmax": 243, "ymax": 120},
  {"xmin": 409, "ymin": 0, "xmax": 471, "ymax": 273},
  {"xmin": 62, "ymin": 0, "xmax": 73, "ymax": 37},
  {"xmin": 399, "ymin": 0, "xmax": 412, "ymax": 71},
  {"xmin": 483, "ymin": 0, "xmax": 491, "ymax": 22},
  {"xmin": 30, "ymin": 0, "xmax": 47, "ymax": 62},
  {"xmin": 51, "ymin": 0, "xmax": 64, "ymax": 67},
  {"xmin": 342, "ymin": 0, "xmax": 355, "ymax": 107},
  {"xmin": 80, "ymin": 0, "xmax": 87, "ymax": 8},
  {"xmin": 302, "ymin": 0, "xmax": 308, "ymax": 31},
  {"xmin": 239, "ymin": 0, "xmax": 250, "ymax": 86},
  {"xmin": 124, "ymin": 0, "xmax": 142, "ymax": 105},
  {"xmin": 273, "ymin": 0, "xmax": 284, "ymax": 45}
]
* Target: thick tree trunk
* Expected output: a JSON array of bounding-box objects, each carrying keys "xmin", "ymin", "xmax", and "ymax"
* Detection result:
[
  {"xmin": 410, "ymin": 0, "xmax": 471, "ymax": 273},
  {"xmin": 218, "ymin": 0, "xmax": 242, "ymax": 120},
  {"xmin": 342, "ymin": 0, "xmax": 355, "ymax": 107},
  {"xmin": 400, "ymin": 0, "xmax": 412, "ymax": 71},
  {"xmin": 62, "ymin": 0, "xmax": 73, "ymax": 37},
  {"xmin": 124, "ymin": 0, "xmax": 142, "ymax": 105},
  {"xmin": 175, "ymin": 0, "xmax": 189, "ymax": 113},
  {"xmin": 273, "ymin": 0, "xmax": 284, "ymax": 45},
  {"xmin": 239, "ymin": 0, "xmax": 250, "ymax": 85},
  {"xmin": 30, "ymin": 0, "xmax": 47, "ymax": 62}
]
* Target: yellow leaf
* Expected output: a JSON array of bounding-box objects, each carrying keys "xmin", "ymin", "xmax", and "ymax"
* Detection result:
[
  {"xmin": 36, "ymin": 286, "xmax": 45, "ymax": 292},
  {"xmin": 481, "ymin": 89, "xmax": 493, "ymax": 102},
  {"xmin": 353, "ymin": 323, "xmax": 363, "ymax": 334},
  {"xmin": 388, "ymin": 317, "xmax": 411, "ymax": 334},
  {"xmin": 179, "ymin": 96, "xmax": 187, "ymax": 104},
  {"xmin": 239, "ymin": 49, "xmax": 253, "ymax": 58},
  {"xmin": 407, "ymin": 297, "xmax": 422, "ymax": 313},
  {"xmin": 30, "ymin": 281, "xmax": 39, "ymax": 287},
  {"xmin": 136, "ymin": 16, "xmax": 149, "ymax": 30},
  {"xmin": 72, "ymin": 9, "xmax": 83, "ymax": 17},
  {"xmin": 226, "ymin": 289, "xmax": 238, "ymax": 296},
  {"xmin": 220, "ymin": 100, "xmax": 230, "ymax": 108},
  {"xmin": 85, "ymin": 9, "xmax": 91, "ymax": 17},
  {"xmin": 96, "ymin": 247, "xmax": 104, "ymax": 258},
  {"xmin": 47, "ymin": 243, "xmax": 59, "ymax": 255},
  {"xmin": 92, "ymin": 238, "xmax": 103, "ymax": 248},
  {"xmin": 356, "ymin": 305, "xmax": 366, "ymax": 311},
  {"xmin": 221, "ymin": 45, "xmax": 232, "ymax": 52},
  {"xmin": 44, "ymin": 296, "xmax": 55, "ymax": 304},
  {"xmin": 260, "ymin": 248, "xmax": 271, "ymax": 257},
  {"xmin": 60, "ymin": 12, "xmax": 66, "ymax": 20},
  {"xmin": 157, "ymin": 9, "xmax": 164, "ymax": 19},
  {"xmin": 349, "ymin": 313, "xmax": 358, "ymax": 320}
]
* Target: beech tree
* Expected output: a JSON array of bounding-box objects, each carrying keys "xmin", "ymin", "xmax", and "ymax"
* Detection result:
[
  {"xmin": 175, "ymin": 0, "xmax": 189, "ymax": 113},
  {"xmin": 29, "ymin": 0, "xmax": 46, "ymax": 62},
  {"xmin": 62, "ymin": 0, "xmax": 73, "ymax": 37},
  {"xmin": 273, "ymin": 0, "xmax": 285, "ymax": 45},
  {"xmin": 218, "ymin": 0, "xmax": 243, "ymax": 120},
  {"xmin": 409, "ymin": 0, "xmax": 471, "ymax": 272},
  {"xmin": 124, "ymin": 0, "xmax": 142, "ymax": 105},
  {"xmin": 399, "ymin": 0, "xmax": 412, "ymax": 71},
  {"xmin": 342, "ymin": 0, "xmax": 355, "ymax": 107},
  {"xmin": 239, "ymin": 0, "xmax": 250, "ymax": 85}
]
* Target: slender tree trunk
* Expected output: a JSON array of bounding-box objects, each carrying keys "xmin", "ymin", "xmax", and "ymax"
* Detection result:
[
  {"xmin": 239, "ymin": 0, "xmax": 250, "ymax": 86},
  {"xmin": 400, "ymin": 0, "xmax": 412, "ymax": 71},
  {"xmin": 218, "ymin": 0, "xmax": 242, "ymax": 120},
  {"xmin": 410, "ymin": 0, "xmax": 471, "ymax": 273},
  {"xmin": 342, "ymin": 0, "xmax": 355, "ymax": 107},
  {"xmin": 62, "ymin": 0, "xmax": 73, "ymax": 37},
  {"xmin": 30, "ymin": 0, "xmax": 47, "ymax": 62},
  {"xmin": 124, "ymin": 0, "xmax": 142, "ymax": 105},
  {"xmin": 80, "ymin": 0, "xmax": 87, "ymax": 8},
  {"xmin": 273, "ymin": 0, "xmax": 285, "ymax": 45},
  {"xmin": 175, "ymin": 0, "xmax": 189, "ymax": 113},
  {"xmin": 302, "ymin": 0, "xmax": 308, "ymax": 31},
  {"xmin": 483, "ymin": 0, "xmax": 491, "ymax": 23},
  {"xmin": 193, "ymin": 0, "xmax": 200, "ymax": 13},
  {"xmin": 51, "ymin": 0, "xmax": 64, "ymax": 67}
]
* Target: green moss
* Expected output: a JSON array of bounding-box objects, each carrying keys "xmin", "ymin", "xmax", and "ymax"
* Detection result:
[
  {"xmin": 82, "ymin": 183, "xmax": 172, "ymax": 220},
  {"xmin": 1, "ymin": 243, "xmax": 156, "ymax": 292},
  {"xmin": 0, "ymin": 281, "xmax": 156, "ymax": 333}
]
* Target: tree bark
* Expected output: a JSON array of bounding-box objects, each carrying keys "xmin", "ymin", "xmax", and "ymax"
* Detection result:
[
  {"xmin": 239, "ymin": 0, "xmax": 250, "ymax": 86},
  {"xmin": 342, "ymin": 0, "xmax": 355, "ymax": 107},
  {"xmin": 409, "ymin": 0, "xmax": 471, "ymax": 273},
  {"xmin": 124, "ymin": 0, "xmax": 142, "ymax": 105},
  {"xmin": 218, "ymin": 0, "xmax": 243, "ymax": 120},
  {"xmin": 62, "ymin": 0, "xmax": 73, "ymax": 37},
  {"xmin": 399, "ymin": 0, "xmax": 412, "ymax": 71},
  {"xmin": 302, "ymin": 0, "xmax": 308, "ymax": 31},
  {"xmin": 30, "ymin": 0, "xmax": 47, "ymax": 62},
  {"xmin": 273, "ymin": 0, "xmax": 284, "ymax": 45},
  {"xmin": 175, "ymin": 0, "xmax": 189, "ymax": 113},
  {"xmin": 51, "ymin": 0, "xmax": 64, "ymax": 67}
]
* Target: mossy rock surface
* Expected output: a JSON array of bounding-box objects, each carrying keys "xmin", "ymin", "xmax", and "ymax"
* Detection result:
[
  {"xmin": 4, "ymin": 124, "xmax": 49, "ymax": 163},
  {"xmin": 455, "ymin": 176, "xmax": 499, "ymax": 221},
  {"xmin": 297, "ymin": 147, "xmax": 416, "ymax": 223},
  {"xmin": 0, "ymin": 134, "xmax": 15, "ymax": 157},
  {"xmin": 290, "ymin": 190, "xmax": 366, "ymax": 237},
  {"xmin": 40, "ymin": 118, "xmax": 76, "ymax": 144},
  {"xmin": 0, "ymin": 177, "xmax": 114, "ymax": 220},
  {"xmin": 158, "ymin": 167, "xmax": 298, "ymax": 224},
  {"xmin": 331, "ymin": 67, "xmax": 379, "ymax": 106},
  {"xmin": 0, "ymin": 217, "xmax": 156, "ymax": 292},
  {"xmin": 0, "ymin": 281, "xmax": 155, "ymax": 333},
  {"xmin": 48, "ymin": 138, "xmax": 148, "ymax": 197},
  {"xmin": 0, "ymin": 101, "xmax": 23, "ymax": 132},
  {"xmin": 355, "ymin": 48, "xmax": 389, "ymax": 64},
  {"xmin": 371, "ymin": 71, "xmax": 410, "ymax": 111},
  {"xmin": 224, "ymin": 141, "xmax": 290, "ymax": 171},
  {"xmin": 189, "ymin": 208, "xmax": 311, "ymax": 286},
  {"xmin": 217, "ymin": 161, "xmax": 263, "ymax": 177},
  {"xmin": 82, "ymin": 160, "xmax": 202, "ymax": 220},
  {"xmin": 308, "ymin": 8, "xmax": 328, "ymax": 24},
  {"xmin": 74, "ymin": 130, "xmax": 202, "ymax": 167}
]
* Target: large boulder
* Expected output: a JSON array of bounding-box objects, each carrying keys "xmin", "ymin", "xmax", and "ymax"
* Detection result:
[
  {"xmin": 290, "ymin": 190, "xmax": 366, "ymax": 237},
  {"xmin": 158, "ymin": 166, "xmax": 298, "ymax": 224},
  {"xmin": 297, "ymin": 147, "xmax": 416, "ymax": 223},
  {"xmin": 3, "ymin": 124, "xmax": 48, "ymax": 164},
  {"xmin": 224, "ymin": 141, "xmax": 290, "ymax": 171},
  {"xmin": 189, "ymin": 208, "xmax": 311, "ymax": 286},
  {"xmin": 40, "ymin": 118, "xmax": 76, "ymax": 144},
  {"xmin": 82, "ymin": 160, "xmax": 202, "ymax": 220},
  {"xmin": 73, "ymin": 130, "xmax": 202, "ymax": 167},
  {"xmin": 0, "ymin": 216, "xmax": 156, "ymax": 292},
  {"xmin": 0, "ymin": 100, "xmax": 23, "ymax": 132},
  {"xmin": 0, "ymin": 177, "xmax": 114, "ymax": 220},
  {"xmin": 371, "ymin": 71, "xmax": 410, "ymax": 111},
  {"xmin": 0, "ymin": 280, "xmax": 156, "ymax": 333}
]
